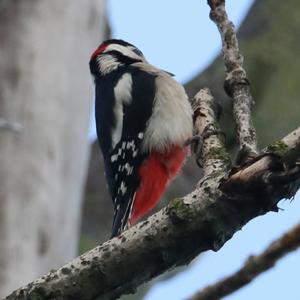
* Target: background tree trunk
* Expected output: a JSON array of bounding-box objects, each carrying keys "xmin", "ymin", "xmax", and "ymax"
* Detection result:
[{"xmin": 0, "ymin": 0, "xmax": 108, "ymax": 297}]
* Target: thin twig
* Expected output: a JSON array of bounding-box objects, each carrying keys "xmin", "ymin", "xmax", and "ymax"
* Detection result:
[
  {"xmin": 208, "ymin": 0, "xmax": 258, "ymax": 157},
  {"xmin": 189, "ymin": 221, "xmax": 300, "ymax": 300}
]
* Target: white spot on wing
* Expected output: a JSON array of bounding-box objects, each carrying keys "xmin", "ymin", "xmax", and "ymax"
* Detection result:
[
  {"xmin": 120, "ymin": 181, "xmax": 127, "ymax": 195},
  {"xmin": 111, "ymin": 154, "xmax": 118, "ymax": 162},
  {"xmin": 126, "ymin": 140, "xmax": 135, "ymax": 150},
  {"xmin": 124, "ymin": 163, "xmax": 133, "ymax": 175}
]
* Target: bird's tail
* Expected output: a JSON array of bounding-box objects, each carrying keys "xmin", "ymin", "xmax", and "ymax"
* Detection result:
[{"xmin": 111, "ymin": 193, "xmax": 135, "ymax": 238}]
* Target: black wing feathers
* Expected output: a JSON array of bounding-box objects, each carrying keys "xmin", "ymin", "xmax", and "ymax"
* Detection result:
[
  {"xmin": 95, "ymin": 75, "xmax": 118, "ymax": 197},
  {"xmin": 95, "ymin": 68, "xmax": 156, "ymax": 237}
]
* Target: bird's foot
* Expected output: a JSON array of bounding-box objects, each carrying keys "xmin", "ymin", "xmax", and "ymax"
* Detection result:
[
  {"xmin": 185, "ymin": 135, "xmax": 204, "ymax": 167},
  {"xmin": 185, "ymin": 125, "xmax": 226, "ymax": 168}
]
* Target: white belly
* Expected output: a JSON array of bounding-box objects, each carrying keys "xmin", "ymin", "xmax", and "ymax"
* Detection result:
[{"xmin": 143, "ymin": 74, "xmax": 193, "ymax": 152}]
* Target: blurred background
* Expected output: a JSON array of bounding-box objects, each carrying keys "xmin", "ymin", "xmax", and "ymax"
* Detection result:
[{"xmin": 0, "ymin": 0, "xmax": 299, "ymax": 299}]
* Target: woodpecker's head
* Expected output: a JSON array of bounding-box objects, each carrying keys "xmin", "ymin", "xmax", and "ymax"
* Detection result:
[{"xmin": 90, "ymin": 39, "xmax": 145, "ymax": 78}]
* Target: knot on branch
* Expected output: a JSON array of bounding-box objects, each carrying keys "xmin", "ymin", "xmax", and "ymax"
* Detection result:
[
  {"xmin": 167, "ymin": 198, "xmax": 196, "ymax": 224},
  {"xmin": 207, "ymin": 0, "xmax": 224, "ymax": 10},
  {"xmin": 224, "ymin": 73, "xmax": 250, "ymax": 97},
  {"xmin": 235, "ymin": 145, "xmax": 258, "ymax": 166}
]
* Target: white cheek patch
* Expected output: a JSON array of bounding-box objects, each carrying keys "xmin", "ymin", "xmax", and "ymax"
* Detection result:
[
  {"xmin": 111, "ymin": 73, "xmax": 133, "ymax": 148},
  {"xmin": 97, "ymin": 54, "xmax": 121, "ymax": 75}
]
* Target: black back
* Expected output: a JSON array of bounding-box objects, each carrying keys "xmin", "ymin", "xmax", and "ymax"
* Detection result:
[{"xmin": 94, "ymin": 64, "xmax": 156, "ymax": 237}]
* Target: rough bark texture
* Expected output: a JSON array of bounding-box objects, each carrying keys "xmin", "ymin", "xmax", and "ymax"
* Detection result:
[
  {"xmin": 0, "ymin": 0, "xmax": 107, "ymax": 297},
  {"xmin": 209, "ymin": 1, "xmax": 258, "ymax": 157},
  {"xmin": 5, "ymin": 88, "xmax": 300, "ymax": 300}
]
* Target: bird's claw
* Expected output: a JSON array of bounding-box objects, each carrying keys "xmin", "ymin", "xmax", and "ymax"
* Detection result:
[
  {"xmin": 185, "ymin": 125, "xmax": 226, "ymax": 168},
  {"xmin": 185, "ymin": 135, "xmax": 204, "ymax": 167}
]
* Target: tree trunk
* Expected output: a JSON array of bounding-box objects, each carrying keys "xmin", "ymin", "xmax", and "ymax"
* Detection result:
[{"xmin": 0, "ymin": 0, "xmax": 108, "ymax": 297}]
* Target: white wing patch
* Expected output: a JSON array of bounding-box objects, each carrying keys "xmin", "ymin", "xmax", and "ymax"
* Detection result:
[
  {"xmin": 114, "ymin": 73, "xmax": 133, "ymax": 104},
  {"xmin": 112, "ymin": 73, "xmax": 133, "ymax": 148}
]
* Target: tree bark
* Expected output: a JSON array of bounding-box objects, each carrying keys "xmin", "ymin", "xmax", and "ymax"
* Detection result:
[{"xmin": 0, "ymin": 0, "xmax": 107, "ymax": 297}]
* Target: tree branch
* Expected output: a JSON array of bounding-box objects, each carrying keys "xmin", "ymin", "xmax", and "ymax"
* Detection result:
[
  {"xmin": 5, "ymin": 94, "xmax": 300, "ymax": 300},
  {"xmin": 208, "ymin": 0, "xmax": 258, "ymax": 157},
  {"xmin": 189, "ymin": 221, "xmax": 300, "ymax": 300},
  {"xmin": 192, "ymin": 88, "xmax": 230, "ymax": 176}
]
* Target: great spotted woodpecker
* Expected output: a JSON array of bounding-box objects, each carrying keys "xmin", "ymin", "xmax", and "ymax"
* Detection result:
[{"xmin": 89, "ymin": 39, "xmax": 193, "ymax": 237}]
